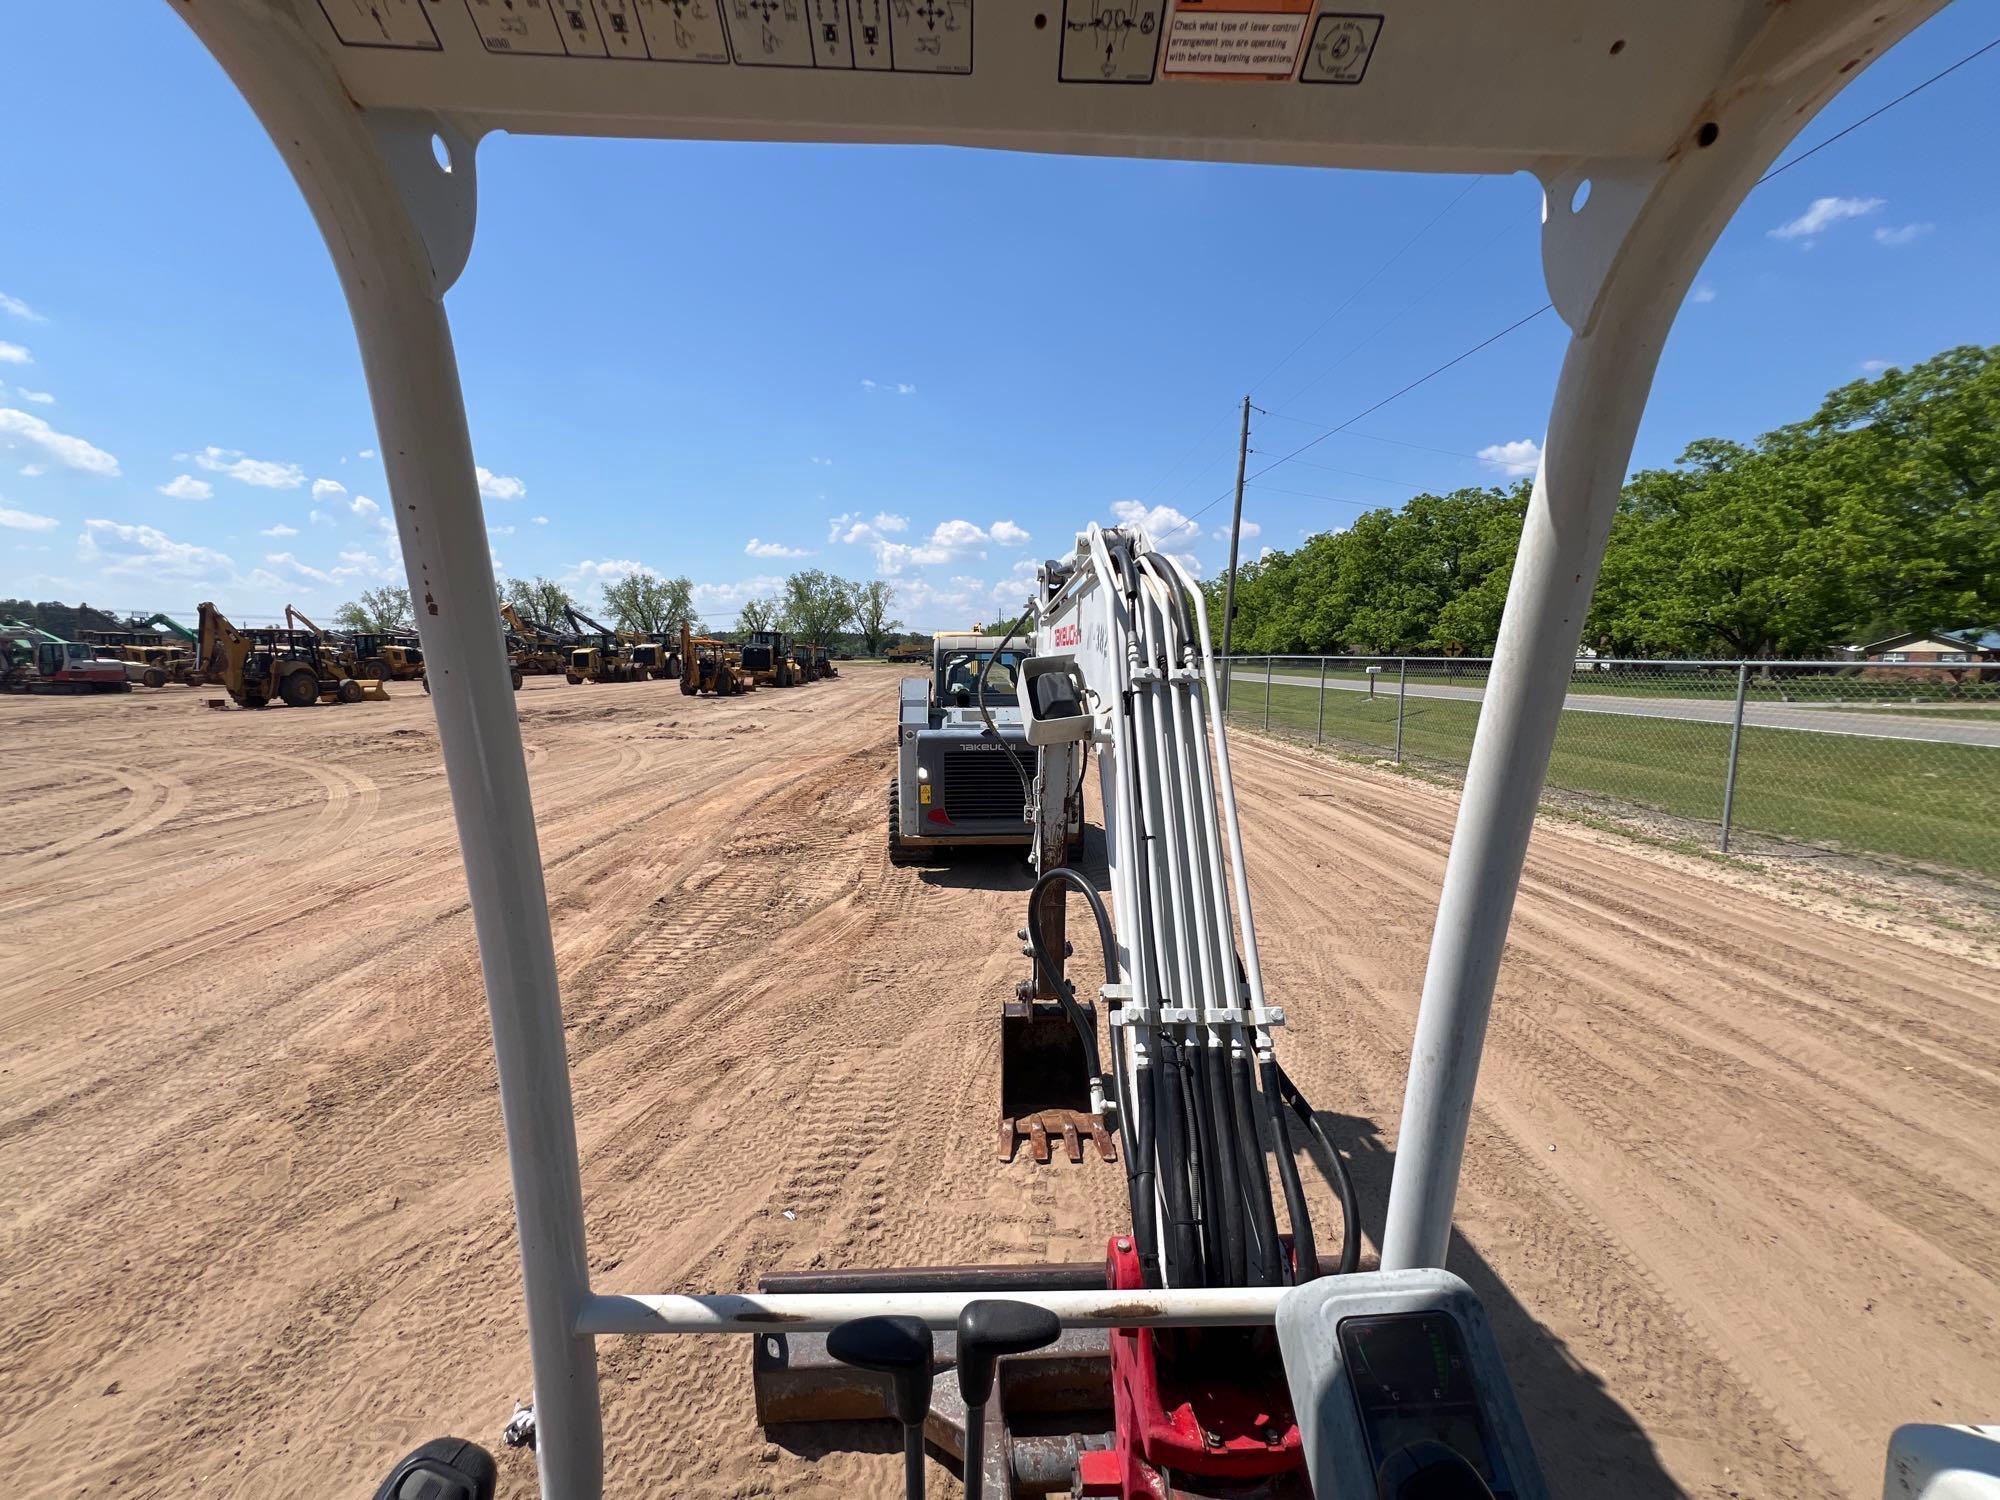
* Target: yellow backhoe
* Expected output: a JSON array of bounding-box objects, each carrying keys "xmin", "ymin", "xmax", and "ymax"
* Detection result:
[{"xmin": 195, "ymin": 602, "xmax": 387, "ymax": 708}]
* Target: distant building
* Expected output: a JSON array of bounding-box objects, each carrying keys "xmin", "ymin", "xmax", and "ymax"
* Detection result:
[{"xmin": 1854, "ymin": 626, "xmax": 1999, "ymax": 682}]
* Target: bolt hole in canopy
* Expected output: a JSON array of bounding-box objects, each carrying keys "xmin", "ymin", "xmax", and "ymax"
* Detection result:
[{"xmin": 167, "ymin": 1, "xmax": 1960, "ymax": 1498}]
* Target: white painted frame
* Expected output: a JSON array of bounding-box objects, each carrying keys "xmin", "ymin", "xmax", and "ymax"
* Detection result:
[{"xmin": 164, "ymin": 3, "xmax": 1944, "ymax": 1493}]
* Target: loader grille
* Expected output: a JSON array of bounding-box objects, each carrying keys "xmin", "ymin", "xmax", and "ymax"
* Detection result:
[{"xmin": 940, "ymin": 750, "xmax": 1026, "ymax": 823}]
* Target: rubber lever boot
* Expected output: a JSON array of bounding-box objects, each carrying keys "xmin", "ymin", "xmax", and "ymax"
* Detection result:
[
  {"xmin": 955, "ymin": 1300, "xmax": 1064, "ymax": 1500},
  {"xmin": 827, "ymin": 1314, "xmax": 935, "ymax": 1500},
  {"xmin": 371, "ymin": 1438, "xmax": 497, "ymax": 1500}
]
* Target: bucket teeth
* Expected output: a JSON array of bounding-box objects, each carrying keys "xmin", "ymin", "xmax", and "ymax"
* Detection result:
[{"xmin": 1000, "ymin": 1109, "xmax": 1115, "ymax": 1165}]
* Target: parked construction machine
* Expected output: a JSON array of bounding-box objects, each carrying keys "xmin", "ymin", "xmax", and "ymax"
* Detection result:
[
  {"xmin": 500, "ymin": 605, "xmax": 572, "ymax": 677},
  {"xmin": 1, "ymin": 621, "xmax": 131, "ymax": 694},
  {"xmin": 889, "ymin": 631, "xmax": 1080, "ymax": 867},
  {"xmin": 347, "ymin": 630, "xmax": 427, "ymax": 683},
  {"xmin": 560, "ymin": 604, "xmax": 652, "ymax": 684},
  {"xmin": 738, "ymin": 629, "xmax": 800, "ymax": 688},
  {"xmin": 195, "ymin": 603, "xmax": 385, "ymax": 708},
  {"xmin": 679, "ymin": 621, "xmax": 751, "ymax": 697},
  {"xmin": 77, "ymin": 629, "xmax": 197, "ymax": 688},
  {"xmin": 793, "ymin": 641, "xmax": 838, "ymax": 681},
  {"xmin": 161, "ymin": 3, "xmax": 1999, "ymax": 1499}
]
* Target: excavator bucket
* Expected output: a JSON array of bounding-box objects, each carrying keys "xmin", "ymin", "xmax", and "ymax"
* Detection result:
[
  {"xmin": 999, "ymin": 996, "xmax": 1114, "ymax": 1166},
  {"xmin": 355, "ymin": 677, "xmax": 391, "ymax": 702}
]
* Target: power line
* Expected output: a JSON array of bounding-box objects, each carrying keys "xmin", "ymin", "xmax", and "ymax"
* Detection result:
[
  {"xmin": 1756, "ymin": 34, "xmax": 2000, "ymax": 185},
  {"xmin": 1158, "ymin": 31, "xmax": 2000, "ymax": 545}
]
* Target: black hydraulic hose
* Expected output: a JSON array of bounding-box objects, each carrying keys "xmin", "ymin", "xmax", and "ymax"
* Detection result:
[
  {"xmin": 976, "ymin": 608, "xmax": 1034, "ymax": 807},
  {"xmin": 1227, "ymin": 1049, "xmax": 1285, "ymax": 1286},
  {"xmin": 1154, "ymin": 1039, "xmax": 1203, "ymax": 1284},
  {"xmin": 1107, "ymin": 1012, "xmax": 1160, "ymax": 1285},
  {"xmin": 1260, "ymin": 1056, "xmax": 1318, "ymax": 1283},
  {"xmin": 1274, "ymin": 1063, "xmax": 1361, "ymax": 1277},
  {"xmin": 1197, "ymin": 1046, "xmax": 1246, "ymax": 1286}
]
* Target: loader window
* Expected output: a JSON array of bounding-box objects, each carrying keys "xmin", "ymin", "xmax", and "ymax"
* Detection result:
[{"xmin": 942, "ymin": 651, "xmax": 1023, "ymax": 706}]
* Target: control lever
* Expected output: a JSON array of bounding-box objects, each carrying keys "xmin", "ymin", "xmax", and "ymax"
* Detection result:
[
  {"xmin": 955, "ymin": 1299, "xmax": 1063, "ymax": 1500},
  {"xmin": 826, "ymin": 1314, "xmax": 935, "ymax": 1500},
  {"xmin": 371, "ymin": 1437, "xmax": 497, "ymax": 1500}
]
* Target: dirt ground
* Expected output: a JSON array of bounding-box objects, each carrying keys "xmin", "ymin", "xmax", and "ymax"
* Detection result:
[{"xmin": 2, "ymin": 667, "xmax": 1994, "ymax": 1499}]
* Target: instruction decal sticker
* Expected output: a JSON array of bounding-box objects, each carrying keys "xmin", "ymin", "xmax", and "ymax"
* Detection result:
[
  {"xmin": 1298, "ymin": 11, "xmax": 1381, "ymax": 84},
  {"xmin": 318, "ymin": 0, "xmax": 442, "ymax": 50},
  {"xmin": 1162, "ymin": 0, "xmax": 1311, "ymax": 79},
  {"xmin": 1058, "ymin": 1, "xmax": 1165, "ymax": 84}
]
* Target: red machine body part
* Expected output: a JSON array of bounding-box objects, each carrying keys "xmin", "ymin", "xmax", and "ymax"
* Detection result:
[{"xmin": 1078, "ymin": 1237, "xmax": 1305, "ymax": 1498}]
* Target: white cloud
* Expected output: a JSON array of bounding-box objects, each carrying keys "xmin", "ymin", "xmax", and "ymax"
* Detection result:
[
  {"xmin": 0, "ymin": 342, "xmax": 30, "ymax": 365},
  {"xmin": 1768, "ymin": 195, "xmax": 1883, "ymax": 242},
  {"xmin": 19, "ymin": 463, "xmax": 46, "ymax": 477},
  {"xmin": 1861, "ymin": 358, "xmax": 1891, "ymax": 373},
  {"xmin": 0, "ymin": 408, "xmax": 120, "ymax": 475},
  {"xmin": 989, "ymin": 519, "xmax": 1031, "ymax": 546},
  {"xmin": 263, "ymin": 550, "xmax": 335, "ymax": 585},
  {"xmin": 308, "ymin": 508, "xmax": 334, "ymax": 526},
  {"xmin": 810, "ymin": 456, "xmax": 833, "ymax": 466},
  {"xmin": 1476, "ymin": 438, "xmax": 1543, "ymax": 478},
  {"xmin": 1690, "ymin": 284, "xmax": 1717, "ymax": 304},
  {"xmin": 872, "ymin": 518, "xmax": 994, "ymax": 575},
  {"xmin": 566, "ymin": 558, "xmax": 645, "ymax": 586},
  {"xmin": 80, "ymin": 519, "xmax": 234, "ymax": 581},
  {"xmin": 896, "ymin": 382, "xmax": 917, "ymax": 396},
  {"xmin": 1873, "ymin": 222, "xmax": 1933, "ymax": 247},
  {"xmin": 873, "ymin": 512, "xmax": 909, "ymax": 533},
  {"xmin": 260, "ymin": 523, "xmax": 300, "ymax": 537},
  {"xmin": 0, "ymin": 504, "xmax": 59, "ymax": 532},
  {"xmin": 0, "ymin": 292, "xmax": 46, "ymax": 325},
  {"xmin": 15, "ymin": 388, "xmax": 54, "ymax": 405},
  {"xmin": 358, "ymin": 448, "xmax": 376, "ymax": 459},
  {"xmin": 746, "ymin": 537, "xmax": 811, "ymax": 558},
  {"xmin": 193, "ymin": 446, "xmax": 305, "ymax": 489},
  {"xmin": 1211, "ymin": 519, "xmax": 1262, "ymax": 541},
  {"xmin": 1109, "ymin": 500, "xmax": 1204, "ymax": 575},
  {"xmin": 476, "ymin": 465, "xmax": 526, "ymax": 501},
  {"xmin": 490, "ymin": 524, "xmax": 516, "ymax": 538},
  {"xmin": 311, "ymin": 477, "xmax": 347, "ymax": 500},
  {"xmin": 349, "ymin": 494, "xmax": 381, "ymax": 522},
  {"xmin": 860, "ymin": 378, "xmax": 918, "ymax": 396},
  {"xmin": 531, "ymin": 515, "xmax": 549, "ymax": 525},
  {"xmin": 158, "ymin": 474, "xmax": 214, "ymax": 501},
  {"xmin": 1259, "ymin": 546, "xmax": 1278, "ymax": 561},
  {"xmin": 691, "ymin": 575, "xmax": 785, "ymax": 617}
]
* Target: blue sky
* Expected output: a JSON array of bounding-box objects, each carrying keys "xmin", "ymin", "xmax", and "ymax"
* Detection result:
[{"xmin": 1, "ymin": 7, "xmax": 1994, "ymax": 632}]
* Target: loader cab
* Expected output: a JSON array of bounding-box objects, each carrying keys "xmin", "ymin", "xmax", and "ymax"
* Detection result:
[{"xmin": 940, "ymin": 648, "xmax": 1024, "ymax": 710}]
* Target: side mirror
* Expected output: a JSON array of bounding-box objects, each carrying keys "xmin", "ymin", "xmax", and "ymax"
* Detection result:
[{"xmin": 1018, "ymin": 655, "xmax": 1091, "ymax": 746}]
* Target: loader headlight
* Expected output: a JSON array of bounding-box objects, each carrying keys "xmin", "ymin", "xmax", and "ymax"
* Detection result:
[{"xmin": 916, "ymin": 766, "xmax": 928, "ymax": 780}]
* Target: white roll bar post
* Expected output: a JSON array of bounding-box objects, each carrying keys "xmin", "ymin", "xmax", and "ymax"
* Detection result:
[
  {"xmin": 172, "ymin": 8, "xmax": 604, "ymax": 1495},
  {"xmin": 1380, "ymin": 0, "xmax": 1943, "ymax": 1272}
]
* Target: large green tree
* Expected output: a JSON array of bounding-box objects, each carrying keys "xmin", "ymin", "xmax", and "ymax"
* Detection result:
[
  {"xmin": 503, "ymin": 575, "xmax": 575, "ymax": 630},
  {"xmin": 1217, "ymin": 345, "xmax": 2000, "ymax": 660},
  {"xmin": 852, "ymin": 580, "xmax": 901, "ymax": 656},
  {"xmin": 334, "ymin": 585, "xmax": 413, "ymax": 632},
  {"xmin": 737, "ymin": 597, "xmax": 776, "ymax": 633},
  {"xmin": 780, "ymin": 569, "xmax": 857, "ymax": 646},
  {"xmin": 601, "ymin": 571, "xmax": 694, "ymax": 635}
]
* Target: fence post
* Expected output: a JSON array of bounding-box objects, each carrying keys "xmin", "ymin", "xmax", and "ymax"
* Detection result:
[
  {"xmin": 1395, "ymin": 658, "xmax": 1408, "ymax": 764},
  {"xmin": 1264, "ymin": 656, "xmax": 1273, "ymax": 731},
  {"xmin": 1316, "ymin": 657, "xmax": 1328, "ymax": 744},
  {"xmin": 1719, "ymin": 661, "xmax": 1749, "ymax": 852}
]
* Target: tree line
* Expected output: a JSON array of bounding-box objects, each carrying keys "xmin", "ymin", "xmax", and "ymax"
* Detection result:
[{"xmin": 1210, "ymin": 344, "xmax": 1999, "ymax": 660}]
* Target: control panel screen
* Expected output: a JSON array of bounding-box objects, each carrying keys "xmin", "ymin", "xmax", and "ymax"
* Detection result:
[{"xmin": 1338, "ymin": 1312, "xmax": 1514, "ymax": 1498}]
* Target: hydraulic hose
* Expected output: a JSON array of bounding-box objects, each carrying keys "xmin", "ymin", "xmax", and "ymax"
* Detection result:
[
  {"xmin": 976, "ymin": 608, "xmax": 1035, "ymax": 807},
  {"xmin": 1228, "ymin": 1050, "xmax": 1285, "ymax": 1286},
  {"xmin": 1021, "ymin": 868, "xmax": 1164, "ymax": 1282},
  {"xmin": 1274, "ymin": 1063, "xmax": 1362, "ymax": 1277},
  {"xmin": 1200, "ymin": 1046, "xmax": 1247, "ymax": 1286},
  {"xmin": 1261, "ymin": 1056, "xmax": 1318, "ymax": 1283}
]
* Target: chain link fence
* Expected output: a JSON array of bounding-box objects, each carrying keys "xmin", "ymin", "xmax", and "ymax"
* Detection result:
[{"xmin": 1221, "ymin": 656, "xmax": 2000, "ymax": 884}]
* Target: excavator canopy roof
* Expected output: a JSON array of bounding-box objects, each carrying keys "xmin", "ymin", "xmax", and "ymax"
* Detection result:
[{"xmin": 276, "ymin": 0, "xmax": 1855, "ymax": 176}]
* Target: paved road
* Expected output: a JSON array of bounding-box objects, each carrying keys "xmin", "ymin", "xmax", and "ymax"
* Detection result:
[{"xmin": 1232, "ymin": 668, "xmax": 2000, "ymax": 748}]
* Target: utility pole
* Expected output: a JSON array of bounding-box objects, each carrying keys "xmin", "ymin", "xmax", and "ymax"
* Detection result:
[{"xmin": 1219, "ymin": 394, "xmax": 1251, "ymax": 709}]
